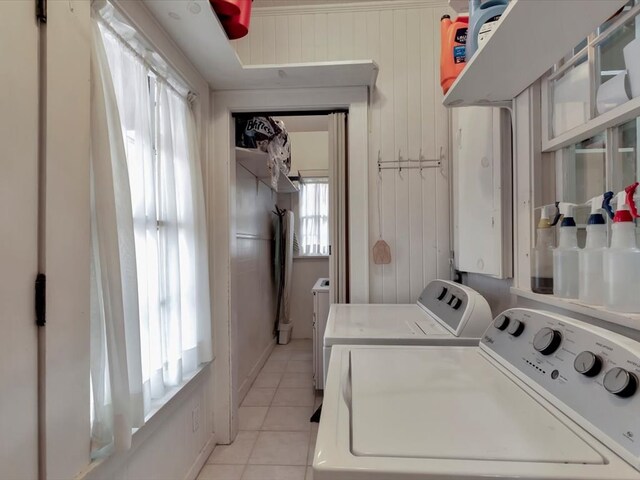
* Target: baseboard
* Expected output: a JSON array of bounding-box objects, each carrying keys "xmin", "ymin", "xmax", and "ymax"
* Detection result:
[
  {"xmin": 183, "ymin": 432, "xmax": 217, "ymax": 480},
  {"xmin": 237, "ymin": 338, "xmax": 276, "ymax": 403}
]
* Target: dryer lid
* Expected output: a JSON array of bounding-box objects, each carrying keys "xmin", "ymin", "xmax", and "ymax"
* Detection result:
[{"xmin": 349, "ymin": 348, "xmax": 604, "ymax": 465}]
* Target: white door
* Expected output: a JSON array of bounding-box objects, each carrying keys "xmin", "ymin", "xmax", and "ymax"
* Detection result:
[{"xmin": 0, "ymin": 1, "xmax": 40, "ymax": 478}]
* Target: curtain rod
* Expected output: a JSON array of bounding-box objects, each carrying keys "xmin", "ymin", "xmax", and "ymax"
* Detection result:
[{"xmin": 96, "ymin": 17, "xmax": 194, "ymax": 102}]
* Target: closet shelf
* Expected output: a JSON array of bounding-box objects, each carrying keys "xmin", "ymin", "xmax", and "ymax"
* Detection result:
[
  {"xmin": 511, "ymin": 287, "xmax": 640, "ymax": 332},
  {"xmin": 236, "ymin": 147, "xmax": 299, "ymax": 194},
  {"xmin": 443, "ymin": 0, "xmax": 628, "ymax": 107}
]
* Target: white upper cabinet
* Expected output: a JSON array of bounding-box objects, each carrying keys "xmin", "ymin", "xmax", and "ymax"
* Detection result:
[{"xmin": 453, "ymin": 107, "xmax": 512, "ymax": 278}]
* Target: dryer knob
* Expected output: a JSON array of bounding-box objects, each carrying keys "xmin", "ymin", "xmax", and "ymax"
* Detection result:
[
  {"xmin": 533, "ymin": 327, "xmax": 562, "ymax": 355},
  {"xmin": 494, "ymin": 315, "xmax": 510, "ymax": 331},
  {"xmin": 507, "ymin": 319, "xmax": 525, "ymax": 337},
  {"xmin": 604, "ymin": 367, "xmax": 637, "ymax": 398},
  {"xmin": 437, "ymin": 287, "xmax": 448, "ymax": 301}
]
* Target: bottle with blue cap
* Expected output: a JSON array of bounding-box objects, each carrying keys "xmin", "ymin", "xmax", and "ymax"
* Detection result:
[
  {"xmin": 553, "ymin": 202, "xmax": 580, "ymax": 299},
  {"xmin": 578, "ymin": 192, "xmax": 613, "ymax": 305}
]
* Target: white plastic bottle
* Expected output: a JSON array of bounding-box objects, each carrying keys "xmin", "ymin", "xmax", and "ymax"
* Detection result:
[
  {"xmin": 604, "ymin": 187, "xmax": 640, "ymax": 313},
  {"xmin": 579, "ymin": 193, "xmax": 612, "ymax": 305},
  {"xmin": 553, "ymin": 203, "xmax": 580, "ymax": 299}
]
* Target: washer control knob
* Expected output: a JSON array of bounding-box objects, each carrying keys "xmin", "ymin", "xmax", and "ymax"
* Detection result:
[
  {"xmin": 573, "ymin": 351, "xmax": 602, "ymax": 377},
  {"xmin": 604, "ymin": 367, "xmax": 638, "ymax": 398},
  {"xmin": 507, "ymin": 319, "xmax": 525, "ymax": 337},
  {"xmin": 452, "ymin": 298, "xmax": 463, "ymax": 310},
  {"xmin": 494, "ymin": 315, "xmax": 510, "ymax": 331},
  {"xmin": 533, "ymin": 327, "xmax": 562, "ymax": 355},
  {"xmin": 437, "ymin": 287, "xmax": 448, "ymax": 301}
]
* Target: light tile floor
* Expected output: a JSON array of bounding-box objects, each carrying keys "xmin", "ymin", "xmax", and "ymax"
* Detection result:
[{"xmin": 198, "ymin": 339, "xmax": 321, "ymax": 480}]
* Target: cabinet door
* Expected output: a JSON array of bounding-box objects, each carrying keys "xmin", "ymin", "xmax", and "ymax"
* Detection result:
[
  {"xmin": 0, "ymin": 1, "xmax": 40, "ymax": 478},
  {"xmin": 453, "ymin": 107, "xmax": 512, "ymax": 278}
]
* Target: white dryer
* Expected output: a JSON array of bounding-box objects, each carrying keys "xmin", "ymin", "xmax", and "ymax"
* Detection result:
[
  {"xmin": 322, "ymin": 279, "xmax": 492, "ymax": 387},
  {"xmin": 314, "ymin": 308, "xmax": 640, "ymax": 479}
]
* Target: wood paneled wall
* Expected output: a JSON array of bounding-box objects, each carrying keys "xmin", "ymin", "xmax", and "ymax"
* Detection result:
[{"xmin": 233, "ymin": 0, "xmax": 451, "ymax": 303}]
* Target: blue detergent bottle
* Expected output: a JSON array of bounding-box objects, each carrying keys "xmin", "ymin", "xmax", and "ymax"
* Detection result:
[{"xmin": 467, "ymin": 0, "xmax": 509, "ymax": 60}]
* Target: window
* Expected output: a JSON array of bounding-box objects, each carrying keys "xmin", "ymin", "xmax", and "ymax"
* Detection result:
[
  {"xmin": 546, "ymin": 0, "xmax": 640, "ymax": 141},
  {"xmin": 90, "ymin": 13, "xmax": 212, "ymax": 457},
  {"xmin": 299, "ymin": 178, "xmax": 329, "ymax": 255}
]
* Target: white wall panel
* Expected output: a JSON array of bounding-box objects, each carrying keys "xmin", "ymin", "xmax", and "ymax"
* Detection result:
[
  {"xmin": 234, "ymin": 1, "xmax": 450, "ymax": 303},
  {"xmin": 235, "ymin": 165, "xmax": 277, "ymax": 398}
]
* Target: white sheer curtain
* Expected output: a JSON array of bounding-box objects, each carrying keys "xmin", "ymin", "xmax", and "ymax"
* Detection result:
[
  {"xmin": 299, "ymin": 178, "xmax": 329, "ymax": 255},
  {"xmin": 90, "ymin": 18, "xmax": 144, "ymax": 457},
  {"xmin": 90, "ymin": 17, "xmax": 213, "ymax": 457}
]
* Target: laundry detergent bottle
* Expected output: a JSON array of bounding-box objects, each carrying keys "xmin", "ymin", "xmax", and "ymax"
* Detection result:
[
  {"xmin": 553, "ymin": 203, "xmax": 580, "ymax": 299},
  {"xmin": 467, "ymin": 0, "xmax": 509, "ymax": 59},
  {"xmin": 440, "ymin": 14, "xmax": 469, "ymax": 94},
  {"xmin": 604, "ymin": 184, "xmax": 640, "ymax": 313},
  {"xmin": 531, "ymin": 204, "xmax": 557, "ymax": 294},
  {"xmin": 579, "ymin": 192, "xmax": 613, "ymax": 305}
]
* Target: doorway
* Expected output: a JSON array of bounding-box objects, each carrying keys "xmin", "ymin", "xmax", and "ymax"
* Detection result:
[
  {"xmin": 230, "ymin": 111, "xmax": 347, "ymax": 404},
  {"xmin": 210, "ymin": 86, "xmax": 368, "ymax": 444}
]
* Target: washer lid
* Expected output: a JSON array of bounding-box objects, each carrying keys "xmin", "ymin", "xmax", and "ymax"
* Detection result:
[
  {"xmin": 349, "ymin": 348, "xmax": 605, "ymax": 465},
  {"xmin": 327, "ymin": 304, "xmax": 448, "ymax": 340}
]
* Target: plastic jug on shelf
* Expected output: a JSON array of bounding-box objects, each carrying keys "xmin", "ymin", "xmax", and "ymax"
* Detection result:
[
  {"xmin": 440, "ymin": 14, "xmax": 469, "ymax": 94},
  {"xmin": 466, "ymin": 0, "xmax": 509, "ymax": 60}
]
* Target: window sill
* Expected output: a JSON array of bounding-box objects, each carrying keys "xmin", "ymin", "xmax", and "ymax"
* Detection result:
[
  {"xmin": 294, "ymin": 255, "xmax": 329, "ymax": 260},
  {"xmin": 511, "ymin": 287, "xmax": 640, "ymax": 332},
  {"xmin": 79, "ymin": 360, "xmax": 213, "ymax": 480}
]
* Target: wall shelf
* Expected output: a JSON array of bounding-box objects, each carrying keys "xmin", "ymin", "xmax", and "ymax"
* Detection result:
[
  {"xmin": 443, "ymin": 0, "xmax": 628, "ymax": 108},
  {"xmin": 511, "ymin": 287, "xmax": 640, "ymax": 332},
  {"xmin": 143, "ymin": 0, "xmax": 378, "ymax": 90},
  {"xmin": 236, "ymin": 147, "xmax": 299, "ymax": 194}
]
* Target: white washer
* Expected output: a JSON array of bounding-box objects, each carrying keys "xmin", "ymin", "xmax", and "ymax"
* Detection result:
[
  {"xmin": 314, "ymin": 308, "xmax": 640, "ymax": 479},
  {"xmin": 322, "ymin": 279, "xmax": 492, "ymax": 387}
]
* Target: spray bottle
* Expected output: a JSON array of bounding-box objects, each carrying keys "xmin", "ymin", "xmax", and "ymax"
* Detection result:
[
  {"xmin": 604, "ymin": 183, "xmax": 640, "ymax": 312},
  {"xmin": 579, "ymin": 192, "xmax": 613, "ymax": 305},
  {"xmin": 531, "ymin": 204, "xmax": 558, "ymax": 294},
  {"xmin": 553, "ymin": 202, "xmax": 580, "ymax": 298}
]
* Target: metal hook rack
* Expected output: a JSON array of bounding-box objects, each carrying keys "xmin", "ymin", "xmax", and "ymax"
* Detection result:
[{"xmin": 377, "ymin": 149, "xmax": 441, "ymax": 174}]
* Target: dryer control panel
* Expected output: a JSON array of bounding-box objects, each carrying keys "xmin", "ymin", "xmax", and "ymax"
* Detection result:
[
  {"xmin": 417, "ymin": 280, "xmax": 492, "ymax": 338},
  {"xmin": 481, "ymin": 308, "xmax": 640, "ymax": 469}
]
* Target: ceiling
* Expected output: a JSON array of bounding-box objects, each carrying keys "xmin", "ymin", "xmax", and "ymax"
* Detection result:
[{"xmin": 253, "ymin": 0, "xmax": 390, "ymax": 7}]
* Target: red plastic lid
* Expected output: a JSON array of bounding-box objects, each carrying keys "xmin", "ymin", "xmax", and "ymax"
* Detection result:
[
  {"xmin": 210, "ymin": 0, "xmax": 241, "ymax": 16},
  {"xmin": 221, "ymin": 0, "xmax": 251, "ymax": 39},
  {"xmin": 614, "ymin": 210, "xmax": 634, "ymax": 223}
]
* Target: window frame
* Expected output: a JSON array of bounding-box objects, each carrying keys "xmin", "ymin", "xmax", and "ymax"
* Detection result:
[
  {"xmin": 297, "ymin": 176, "xmax": 330, "ymax": 258},
  {"xmin": 542, "ymin": 1, "xmax": 640, "ymax": 151}
]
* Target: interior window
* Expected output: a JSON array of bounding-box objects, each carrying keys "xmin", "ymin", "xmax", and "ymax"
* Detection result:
[{"xmin": 299, "ymin": 178, "xmax": 329, "ymax": 256}]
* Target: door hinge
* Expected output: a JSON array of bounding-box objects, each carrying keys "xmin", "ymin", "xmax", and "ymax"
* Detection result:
[
  {"xmin": 35, "ymin": 273, "xmax": 46, "ymax": 327},
  {"xmin": 329, "ymin": 245, "xmax": 332, "ymax": 256},
  {"xmin": 36, "ymin": 0, "xmax": 47, "ymax": 23}
]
